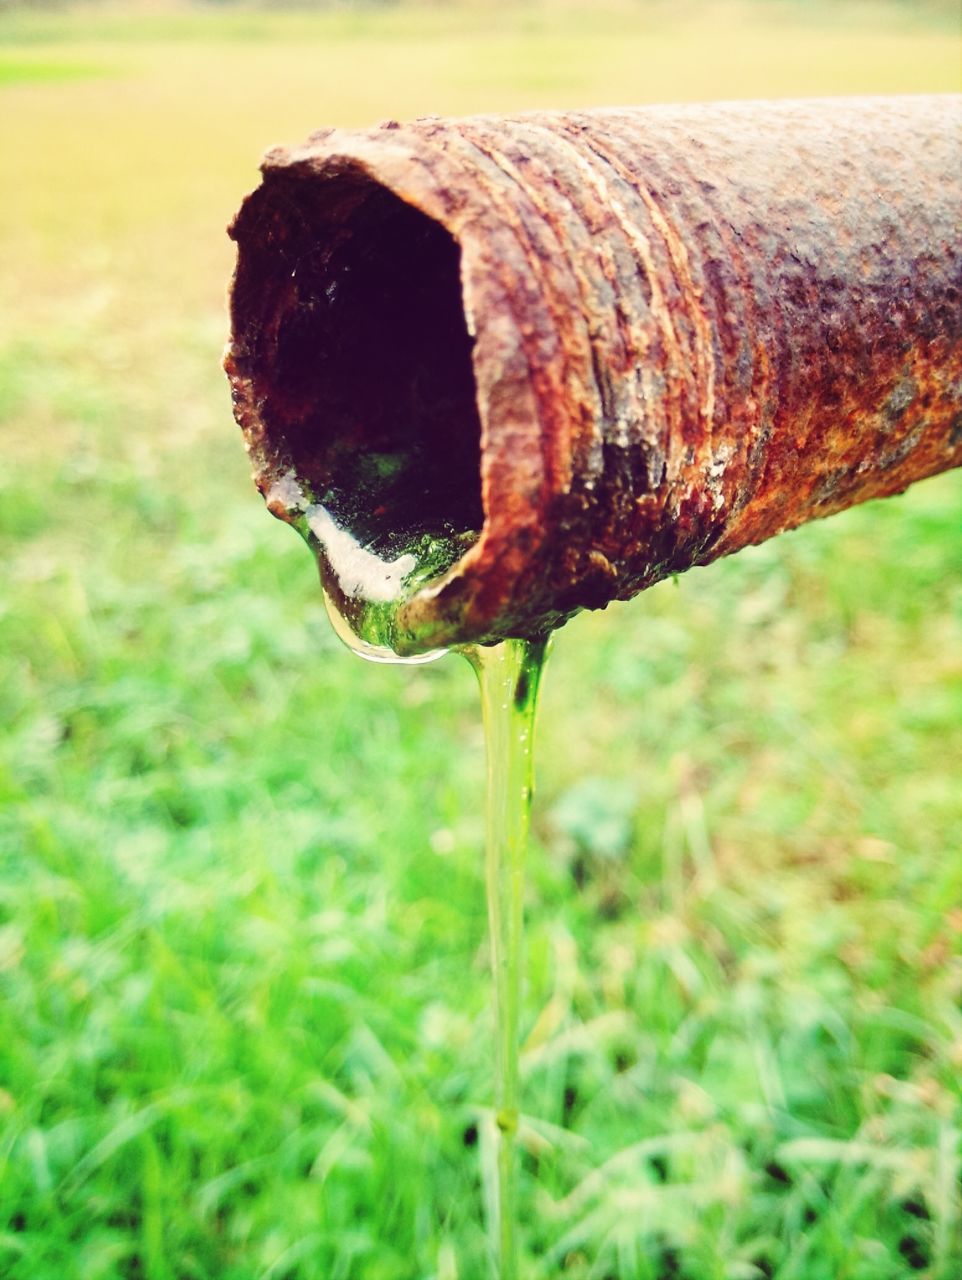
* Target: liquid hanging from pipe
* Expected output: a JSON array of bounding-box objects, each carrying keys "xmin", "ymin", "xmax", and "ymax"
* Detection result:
[{"xmin": 225, "ymin": 96, "xmax": 962, "ymax": 657}]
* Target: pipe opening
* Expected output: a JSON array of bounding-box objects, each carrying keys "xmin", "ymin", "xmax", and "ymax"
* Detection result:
[{"xmin": 244, "ymin": 169, "xmax": 485, "ymax": 570}]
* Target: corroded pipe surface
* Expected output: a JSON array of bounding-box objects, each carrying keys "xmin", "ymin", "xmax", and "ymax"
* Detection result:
[{"xmin": 226, "ymin": 97, "xmax": 962, "ymax": 653}]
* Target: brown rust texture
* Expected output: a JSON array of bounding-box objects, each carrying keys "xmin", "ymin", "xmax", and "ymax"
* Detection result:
[{"xmin": 226, "ymin": 96, "xmax": 962, "ymax": 652}]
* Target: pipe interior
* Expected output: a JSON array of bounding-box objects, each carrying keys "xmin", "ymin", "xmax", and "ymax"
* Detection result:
[{"xmin": 252, "ymin": 171, "xmax": 484, "ymax": 562}]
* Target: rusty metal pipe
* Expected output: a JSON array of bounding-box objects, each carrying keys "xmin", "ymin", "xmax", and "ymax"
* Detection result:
[{"xmin": 225, "ymin": 97, "xmax": 962, "ymax": 654}]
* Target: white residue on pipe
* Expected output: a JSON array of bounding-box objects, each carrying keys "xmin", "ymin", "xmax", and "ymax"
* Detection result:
[{"xmin": 304, "ymin": 504, "xmax": 416, "ymax": 603}]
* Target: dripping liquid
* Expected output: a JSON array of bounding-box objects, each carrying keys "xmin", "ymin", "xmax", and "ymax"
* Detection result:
[
  {"xmin": 464, "ymin": 636, "xmax": 549, "ymax": 1280},
  {"xmin": 309, "ymin": 507, "xmax": 549, "ymax": 1276}
]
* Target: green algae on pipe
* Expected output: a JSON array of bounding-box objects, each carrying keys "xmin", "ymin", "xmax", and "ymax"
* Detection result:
[{"xmin": 225, "ymin": 96, "xmax": 962, "ymax": 656}]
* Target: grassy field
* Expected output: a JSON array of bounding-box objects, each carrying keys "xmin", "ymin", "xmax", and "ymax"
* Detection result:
[{"xmin": 1, "ymin": 3, "xmax": 961, "ymax": 1277}]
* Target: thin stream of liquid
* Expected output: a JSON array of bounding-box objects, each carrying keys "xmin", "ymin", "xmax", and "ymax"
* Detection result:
[
  {"xmin": 463, "ymin": 637, "xmax": 550, "ymax": 1280},
  {"xmin": 298, "ymin": 494, "xmax": 550, "ymax": 1275}
]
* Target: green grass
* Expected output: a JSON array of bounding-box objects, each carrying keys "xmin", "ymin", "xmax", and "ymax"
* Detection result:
[
  {"xmin": 0, "ymin": 51, "xmax": 116, "ymax": 84},
  {"xmin": 1, "ymin": 3, "xmax": 960, "ymax": 1278}
]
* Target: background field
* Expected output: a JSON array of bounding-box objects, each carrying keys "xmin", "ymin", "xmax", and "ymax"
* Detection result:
[{"xmin": 1, "ymin": 3, "xmax": 961, "ymax": 1278}]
